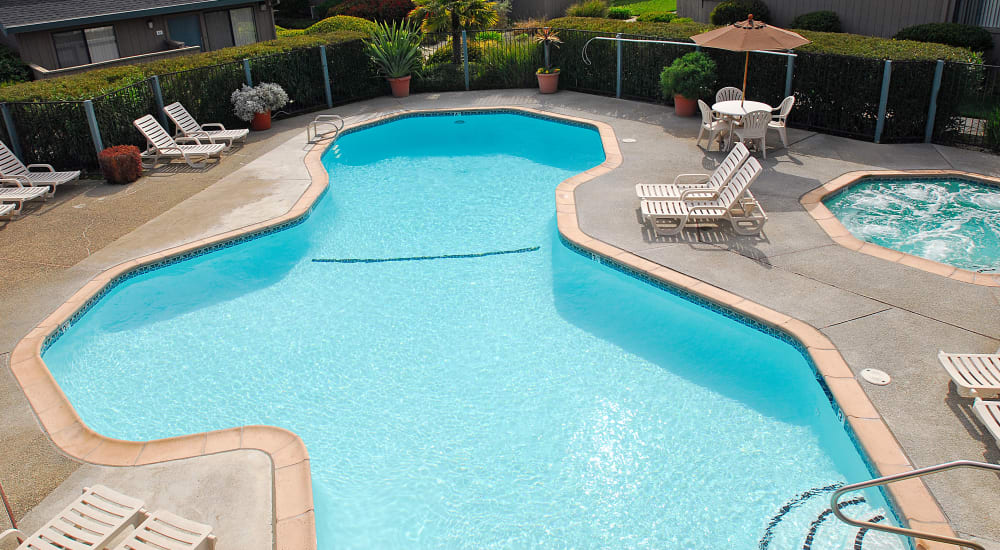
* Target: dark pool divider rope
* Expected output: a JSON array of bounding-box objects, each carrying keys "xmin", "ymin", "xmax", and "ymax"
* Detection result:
[
  {"xmin": 312, "ymin": 246, "xmax": 540, "ymax": 264},
  {"xmin": 759, "ymin": 482, "xmax": 844, "ymax": 550}
]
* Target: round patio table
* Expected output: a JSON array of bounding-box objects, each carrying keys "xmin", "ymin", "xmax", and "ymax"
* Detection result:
[{"xmin": 712, "ymin": 100, "xmax": 773, "ymax": 150}]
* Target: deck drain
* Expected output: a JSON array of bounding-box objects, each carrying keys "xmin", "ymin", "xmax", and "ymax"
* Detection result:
[{"xmin": 860, "ymin": 368, "xmax": 891, "ymax": 386}]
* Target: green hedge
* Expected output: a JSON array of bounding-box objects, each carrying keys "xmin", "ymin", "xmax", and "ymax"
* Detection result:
[
  {"xmin": 0, "ymin": 30, "xmax": 367, "ymax": 102},
  {"xmin": 894, "ymin": 23, "xmax": 993, "ymax": 53},
  {"xmin": 547, "ymin": 17, "xmax": 981, "ymax": 62},
  {"xmin": 790, "ymin": 11, "xmax": 841, "ymax": 33},
  {"xmin": 710, "ymin": 0, "xmax": 770, "ymax": 25},
  {"xmin": 303, "ymin": 15, "xmax": 378, "ymax": 35}
]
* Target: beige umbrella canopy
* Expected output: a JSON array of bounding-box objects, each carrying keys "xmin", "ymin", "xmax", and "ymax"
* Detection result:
[{"xmin": 691, "ymin": 15, "xmax": 810, "ymax": 103}]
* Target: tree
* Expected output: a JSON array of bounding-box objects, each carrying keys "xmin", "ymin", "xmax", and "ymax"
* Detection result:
[{"xmin": 409, "ymin": 0, "xmax": 498, "ymax": 65}]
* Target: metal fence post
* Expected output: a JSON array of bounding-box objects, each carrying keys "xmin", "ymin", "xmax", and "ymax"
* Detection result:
[
  {"xmin": 544, "ymin": 42, "xmax": 550, "ymax": 73},
  {"xmin": 319, "ymin": 45, "xmax": 333, "ymax": 108},
  {"xmin": 784, "ymin": 53, "xmax": 795, "ymax": 98},
  {"xmin": 83, "ymin": 99, "xmax": 104, "ymax": 155},
  {"xmin": 462, "ymin": 30, "xmax": 470, "ymax": 91},
  {"xmin": 874, "ymin": 60, "xmax": 892, "ymax": 144},
  {"xmin": 150, "ymin": 75, "xmax": 167, "ymax": 128},
  {"xmin": 243, "ymin": 58, "xmax": 253, "ymax": 87},
  {"xmin": 616, "ymin": 33, "xmax": 623, "ymax": 99},
  {"xmin": 0, "ymin": 103, "xmax": 23, "ymax": 161},
  {"xmin": 924, "ymin": 60, "xmax": 945, "ymax": 143}
]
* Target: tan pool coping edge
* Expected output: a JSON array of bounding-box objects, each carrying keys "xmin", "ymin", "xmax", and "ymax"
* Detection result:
[
  {"xmin": 801, "ymin": 170, "xmax": 1000, "ymax": 288},
  {"xmin": 7, "ymin": 107, "xmax": 954, "ymax": 550}
]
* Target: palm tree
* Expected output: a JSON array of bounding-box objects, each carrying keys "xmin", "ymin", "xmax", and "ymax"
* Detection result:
[{"xmin": 409, "ymin": 0, "xmax": 499, "ymax": 65}]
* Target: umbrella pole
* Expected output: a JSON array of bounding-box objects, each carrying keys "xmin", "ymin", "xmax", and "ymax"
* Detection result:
[{"xmin": 741, "ymin": 51, "xmax": 748, "ymax": 105}]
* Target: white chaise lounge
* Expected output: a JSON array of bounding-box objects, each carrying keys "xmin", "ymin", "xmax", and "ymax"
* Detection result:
[
  {"xmin": 0, "ymin": 485, "xmax": 145, "ymax": 550},
  {"xmin": 635, "ymin": 143, "xmax": 750, "ymax": 201},
  {"xmin": 164, "ymin": 102, "xmax": 249, "ymax": 149},
  {"xmin": 0, "ymin": 180, "xmax": 50, "ymax": 216},
  {"xmin": 939, "ymin": 351, "xmax": 1000, "ymax": 398},
  {"xmin": 0, "ymin": 140, "xmax": 79, "ymax": 198},
  {"xmin": 0, "ymin": 202, "xmax": 16, "ymax": 218},
  {"xmin": 133, "ymin": 115, "xmax": 226, "ymax": 169},
  {"xmin": 641, "ymin": 156, "xmax": 766, "ymax": 236},
  {"xmin": 973, "ymin": 398, "xmax": 1000, "ymax": 445},
  {"xmin": 112, "ymin": 509, "xmax": 216, "ymax": 550}
]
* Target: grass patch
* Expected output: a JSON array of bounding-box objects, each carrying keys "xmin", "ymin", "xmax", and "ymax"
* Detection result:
[{"xmin": 610, "ymin": 0, "xmax": 676, "ymax": 15}]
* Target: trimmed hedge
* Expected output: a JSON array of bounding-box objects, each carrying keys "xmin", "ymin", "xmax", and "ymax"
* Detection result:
[
  {"xmin": 636, "ymin": 12, "xmax": 674, "ymax": 23},
  {"xmin": 791, "ymin": 10, "xmax": 841, "ymax": 33},
  {"xmin": 329, "ymin": 0, "xmax": 415, "ymax": 21},
  {"xmin": 709, "ymin": 0, "xmax": 770, "ymax": 25},
  {"xmin": 276, "ymin": 25, "xmax": 306, "ymax": 37},
  {"xmin": 566, "ymin": 0, "xmax": 609, "ymax": 18},
  {"xmin": 607, "ymin": 7, "xmax": 632, "ymax": 19},
  {"xmin": 547, "ymin": 17, "xmax": 982, "ymax": 62},
  {"xmin": 895, "ymin": 23, "xmax": 993, "ymax": 53},
  {"xmin": 0, "ymin": 31, "xmax": 367, "ymax": 102},
  {"xmin": 304, "ymin": 15, "xmax": 378, "ymax": 35}
]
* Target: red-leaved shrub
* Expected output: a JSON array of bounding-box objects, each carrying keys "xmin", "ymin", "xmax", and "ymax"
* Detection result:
[
  {"xmin": 330, "ymin": 0, "xmax": 414, "ymax": 22},
  {"xmin": 98, "ymin": 145, "xmax": 142, "ymax": 184}
]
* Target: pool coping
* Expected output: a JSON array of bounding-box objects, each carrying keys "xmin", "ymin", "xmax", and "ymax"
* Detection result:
[
  {"xmin": 801, "ymin": 170, "xmax": 1000, "ymax": 288},
  {"xmin": 7, "ymin": 106, "xmax": 954, "ymax": 549}
]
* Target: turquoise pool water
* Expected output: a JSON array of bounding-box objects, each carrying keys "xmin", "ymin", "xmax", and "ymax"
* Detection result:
[
  {"xmin": 45, "ymin": 112, "xmax": 904, "ymax": 549},
  {"xmin": 824, "ymin": 177, "xmax": 1000, "ymax": 273}
]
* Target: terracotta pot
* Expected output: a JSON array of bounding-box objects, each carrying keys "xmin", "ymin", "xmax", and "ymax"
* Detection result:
[
  {"xmin": 251, "ymin": 110, "xmax": 272, "ymax": 131},
  {"xmin": 388, "ymin": 75, "xmax": 411, "ymax": 98},
  {"xmin": 673, "ymin": 94, "xmax": 697, "ymax": 117},
  {"xmin": 537, "ymin": 71, "xmax": 560, "ymax": 94}
]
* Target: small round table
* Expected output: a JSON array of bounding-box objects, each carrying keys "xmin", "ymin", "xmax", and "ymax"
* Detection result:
[{"xmin": 711, "ymin": 100, "xmax": 773, "ymax": 150}]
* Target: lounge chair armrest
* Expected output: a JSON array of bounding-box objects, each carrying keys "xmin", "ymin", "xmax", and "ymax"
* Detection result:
[
  {"xmin": 679, "ymin": 187, "xmax": 719, "ymax": 201},
  {"xmin": 0, "ymin": 528, "xmax": 27, "ymax": 547},
  {"xmin": 26, "ymin": 163, "xmax": 55, "ymax": 172},
  {"xmin": 0, "ymin": 177, "xmax": 27, "ymax": 187},
  {"xmin": 672, "ymin": 173, "xmax": 710, "ymax": 186},
  {"xmin": 174, "ymin": 136, "xmax": 203, "ymax": 145},
  {"xmin": 201, "ymin": 123, "xmax": 226, "ymax": 131}
]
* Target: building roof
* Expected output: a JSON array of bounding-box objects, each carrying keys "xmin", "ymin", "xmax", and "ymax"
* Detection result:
[{"xmin": 0, "ymin": 0, "xmax": 261, "ymax": 34}]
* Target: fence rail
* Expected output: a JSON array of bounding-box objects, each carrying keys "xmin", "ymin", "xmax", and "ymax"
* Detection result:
[{"xmin": 0, "ymin": 30, "xmax": 995, "ymax": 172}]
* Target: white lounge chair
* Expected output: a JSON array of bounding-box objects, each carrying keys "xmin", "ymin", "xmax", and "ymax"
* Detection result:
[
  {"xmin": 696, "ymin": 99, "xmax": 728, "ymax": 151},
  {"xmin": 133, "ymin": 115, "xmax": 226, "ymax": 169},
  {"xmin": 939, "ymin": 351, "xmax": 1000, "ymax": 398},
  {"xmin": 0, "ymin": 485, "xmax": 145, "ymax": 550},
  {"xmin": 636, "ymin": 143, "xmax": 750, "ymax": 201},
  {"xmin": 732, "ymin": 109, "xmax": 772, "ymax": 159},
  {"xmin": 0, "ymin": 140, "xmax": 79, "ymax": 198},
  {"xmin": 164, "ymin": 102, "xmax": 249, "ymax": 149},
  {"xmin": 715, "ymin": 86, "xmax": 743, "ymax": 103},
  {"xmin": 768, "ymin": 95, "xmax": 796, "ymax": 148},
  {"xmin": 0, "ymin": 180, "xmax": 49, "ymax": 216},
  {"xmin": 112, "ymin": 509, "xmax": 216, "ymax": 550},
  {"xmin": 973, "ymin": 398, "xmax": 1000, "ymax": 445},
  {"xmin": 641, "ymin": 156, "xmax": 766, "ymax": 236},
  {"xmin": 0, "ymin": 202, "xmax": 14, "ymax": 218}
]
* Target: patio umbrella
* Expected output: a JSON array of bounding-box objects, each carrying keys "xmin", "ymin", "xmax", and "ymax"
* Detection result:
[{"xmin": 691, "ymin": 15, "xmax": 810, "ymax": 104}]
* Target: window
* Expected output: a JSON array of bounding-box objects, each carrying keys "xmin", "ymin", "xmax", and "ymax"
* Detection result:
[
  {"xmin": 52, "ymin": 26, "xmax": 120, "ymax": 68},
  {"xmin": 205, "ymin": 7, "xmax": 258, "ymax": 51},
  {"xmin": 229, "ymin": 8, "xmax": 257, "ymax": 46}
]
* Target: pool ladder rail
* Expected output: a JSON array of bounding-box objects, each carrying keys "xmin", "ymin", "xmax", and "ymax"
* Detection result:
[
  {"xmin": 307, "ymin": 114, "xmax": 344, "ymax": 144},
  {"xmin": 831, "ymin": 460, "xmax": 1000, "ymax": 550}
]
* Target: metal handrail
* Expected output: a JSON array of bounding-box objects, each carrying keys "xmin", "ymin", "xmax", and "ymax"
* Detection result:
[
  {"xmin": 307, "ymin": 114, "xmax": 344, "ymax": 144},
  {"xmin": 831, "ymin": 460, "xmax": 1000, "ymax": 550}
]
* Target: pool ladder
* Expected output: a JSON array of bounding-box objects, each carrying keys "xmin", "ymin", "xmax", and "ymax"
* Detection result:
[
  {"xmin": 307, "ymin": 114, "xmax": 344, "ymax": 144},
  {"xmin": 831, "ymin": 460, "xmax": 1000, "ymax": 549}
]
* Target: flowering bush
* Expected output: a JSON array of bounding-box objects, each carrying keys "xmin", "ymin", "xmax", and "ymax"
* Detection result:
[
  {"xmin": 98, "ymin": 145, "xmax": 142, "ymax": 184},
  {"xmin": 329, "ymin": 0, "xmax": 415, "ymax": 21},
  {"xmin": 231, "ymin": 82, "xmax": 289, "ymax": 121}
]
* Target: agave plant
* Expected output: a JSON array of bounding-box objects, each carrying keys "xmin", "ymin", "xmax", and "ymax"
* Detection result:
[{"xmin": 365, "ymin": 20, "xmax": 424, "ymax": 79}]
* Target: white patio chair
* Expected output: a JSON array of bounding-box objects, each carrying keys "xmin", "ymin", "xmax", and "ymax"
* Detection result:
[
  {"xmin": 112, "ymin": 509, "xmax": 216, "ymax": 550},
  {"xmin": 636, "ymin": 142, "xmax": 750, "ymax": 201},
  {"xmin": 0, "ymin": 202, "xmax": 16, "ymax": 218},
  {"xmin": 133, "ymin": 115, "xmax": 226, "ymax": 169},
  {"xmin": 715, "ymin": 86, "xmax": 743, "ymax": 103},
  {"xmin": 164, "ymin": 102, "xmax": 249, "ymax": 149},
  {"xmin": 768, "ymin": 95, "xmax": 796, "ymax": 148},
  {"xmin": 0, "ymin": 178, "xmax": 50, "ymax": 216},
  {"xmin": 0, "ymin": 140, "xmax": 79, "ymax": 198},
  {"xmin": 0, "ymin": 485, "xmax": 146, "ymax": 550},
  {"xmin": 973, "ymin": 398, "xmax": 1000, "ymax": 445},
  {"xmin": 696, "ymin": 99, "xmax": 728, "ymax": 151},
  {"xmin": 732, "ymin": 109, "xmax": 772, "ymax": 159},
  {"xmin": 939, "ymin": 351, "xmax": 1000, "ymax": 398}
]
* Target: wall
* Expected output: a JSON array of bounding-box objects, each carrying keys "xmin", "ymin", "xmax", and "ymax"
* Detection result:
[
  {"xmin": 510, "ymin": 0, "xmax": 578, "ymax": 20},
  {"xmin": 677, "ymin": 0, "xmax": 955, "ymax": 37}
]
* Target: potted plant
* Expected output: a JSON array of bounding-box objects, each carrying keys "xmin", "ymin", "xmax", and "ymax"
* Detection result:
[
  {"xmin": 659, "ymin": 51, "xmax": 717, "ymax": 117},
  {"xmin": 533, "ymin": 27, "xmax": 562, "ymax": 94},
  {"xmin": 232, "ymin": 82, "xmax": 289, "ymax": 130},
  {"xmin": 365, "ymin": 20, "xmax": 423, "ymax": 98}
]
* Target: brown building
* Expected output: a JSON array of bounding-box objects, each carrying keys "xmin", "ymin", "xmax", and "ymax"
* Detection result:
[{"xmin": 0, "ymin": 0, "xmax": 278, "ymax": 79}]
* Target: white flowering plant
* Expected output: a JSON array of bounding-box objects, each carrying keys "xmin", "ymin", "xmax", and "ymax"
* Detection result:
[{"xmin": 231, "ymin": 82, "xmax": 290, "ymax": 121}]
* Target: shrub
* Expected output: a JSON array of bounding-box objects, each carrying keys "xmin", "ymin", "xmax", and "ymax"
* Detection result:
[
  {"xmin": 426, "ymin": 40, "xmax": 484, "ymax": 64},
  {"xmin": 791, "ymin": 10, "xmax": 841, "ymax": 33},
  {"xmin": 709, "ymin": 0, "xmax": 770, "ymax": 25},
  {"xmin": 673, "ymin": 17, "xmax": 693, "ymax": 23},
  {"xmin": 660, "ymin": 51, "xmax": 716, "ymax": 100},
  {"xmin": 0, "ymin": 46, "xmax": 30, "ymax": 85},
  {"xmin": 475, "ymin": 31, "xmax": 503, "ymax": 41},
  {"xmin": 608, "ymin": 7, "xmax": 632, "ymax": 19},
  {"xmin": 894, "ymin": 23, "xmax": 993, "ymax": 53},
  {"xmin": 98, "ymin": 145, "xmax": 142, "ymax": 184},
  {"xmin": 329, "ymin": 0, "xmax": 415, "ymax": 21},
  {"xmin": 986, "ymin": 107, "xmax": 1000, "ymax": 149},
  {"xmin": 276, "ymin": 25, "xmax": 306, "ymax": 37},
  {"xmin": 637, "ymin": 11, "xmax": 674, "ymax": 23},
  {"xmin": 566, "ymin": 0, "xmax": 609, "ymax": 18},
  {"xmin": 304, "ymin": 15, "xmax": 378, "ymax": 35}
]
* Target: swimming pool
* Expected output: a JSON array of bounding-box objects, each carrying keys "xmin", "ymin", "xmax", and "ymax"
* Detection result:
[
  {"xmin": 43, "ymin": 111, "xmax": 904, "ymax": 549},
  {"xmin": 823, "ymin": 177, "xmax": 1000, "ymax": 273}
]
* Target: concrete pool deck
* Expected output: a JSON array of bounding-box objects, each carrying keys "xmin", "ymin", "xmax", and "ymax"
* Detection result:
[{"xmin": 1, "ymin": 90, "xmax": 998, "ymax": 549}]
